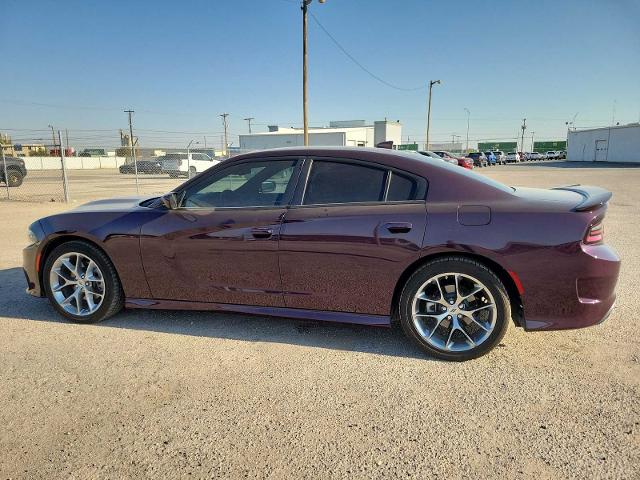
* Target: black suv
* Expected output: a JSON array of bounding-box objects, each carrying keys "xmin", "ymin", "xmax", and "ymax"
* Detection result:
[{"xmin": 1, "ymin": 156, "xmax": 28, "ymax": 187}]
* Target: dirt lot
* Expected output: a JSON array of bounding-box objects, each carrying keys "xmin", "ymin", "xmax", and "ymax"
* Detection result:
[{"xmin": 0, "ymin": 162, "xmax": 638, "ymax": 479}]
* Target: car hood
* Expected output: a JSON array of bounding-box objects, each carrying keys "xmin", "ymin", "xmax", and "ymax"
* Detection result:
[{"xmin": 72, "ymin": 196, "xmax": 152, "ymax": 213}]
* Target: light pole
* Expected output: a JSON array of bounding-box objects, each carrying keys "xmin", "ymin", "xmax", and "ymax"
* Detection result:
[
  {"xmin": 186, "ymin": 140, "xmax": 199, "ymax": 178},
  {"xmin": 220, "ymin": 113, "xmax": 229, "ymax": 158},
  {"xmin": 464, "ymin": 108, "xmax": 470, "ymax": 153},
  {"xmin": 425, "ymin": 79, "xmax": 441, "ymax": 150},
  {"xmin": 48, "ymin": 124, "xmax": 56, "ymax": 154},
  {"xmin": 301, "ymin": 0, "xmax": 326, "ymax": 146}
]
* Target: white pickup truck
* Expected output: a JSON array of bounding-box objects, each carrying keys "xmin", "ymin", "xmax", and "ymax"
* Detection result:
[
  {"xmin": 546, "ymin": 151, "xmax": 560, "ymax": 160},
  {"xmin": 160, "ymin": 153, "xmax": 221, "ymax": 178}
]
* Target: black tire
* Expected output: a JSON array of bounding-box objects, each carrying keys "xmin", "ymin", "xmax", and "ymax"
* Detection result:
[
  {"xmin": 189, "ymin": 166, "xmax": 197, "ymax": 177},
  {"xmin": 169, "ymin": 172, "xmax": 179, "ymax": 178},
  {"xmin": 398, "ymin": 256, "xmax": 510, "ymax": 361},
  {"xmin": 6, "ymin": 169, "xmax": 23, "ymax": 187},
  {"xmin": 42, "ymin": 240, "xmax": 124, "ymax": 323}
]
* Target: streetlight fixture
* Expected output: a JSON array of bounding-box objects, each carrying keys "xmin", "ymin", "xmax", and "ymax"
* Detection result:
[
  {"xmin": 186, "ymin": 139, "xmax": 200, "ymax": 178},
  {"xmin": 463, "ymin": 108, "xmax": 470, "ymax": 153},
  {"xmin": 302, "ymin": 0, "xmax": 326, "ymax": 146},
  {"xmin": 425, "ymin": 79, "xmax": 441, "ymax": 150}
]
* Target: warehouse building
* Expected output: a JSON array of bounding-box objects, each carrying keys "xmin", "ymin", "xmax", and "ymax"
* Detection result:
[
  {"xmin": 239, "ymin": 120, "xmax": 402, "ymax": 150},
  {"xmin": 567, "ymin": 123, "xmax": 640, "ymax": 163}
]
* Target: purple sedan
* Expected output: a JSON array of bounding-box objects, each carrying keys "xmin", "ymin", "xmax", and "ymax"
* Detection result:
[{"xmin": 23, "ymin": 147, "xmax": 620, "ymax": 361}]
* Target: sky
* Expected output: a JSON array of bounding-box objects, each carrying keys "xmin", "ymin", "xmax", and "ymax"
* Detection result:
[{"xmin": 1, "ymin": 0, "xmax": 639, "ymax": 149}]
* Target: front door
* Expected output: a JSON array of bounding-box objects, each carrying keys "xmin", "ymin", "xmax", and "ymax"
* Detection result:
[
  {"xmin": 140, "ymin": 158, "xmax": 300, "ymax": 307},
  {"xmin": 279, "ymin": 158, "xmax": 427, "ymax": 316}
]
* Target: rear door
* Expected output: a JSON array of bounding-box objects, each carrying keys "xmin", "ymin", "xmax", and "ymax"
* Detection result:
[{"xmin": 279, "ymin": 157, "xmax": 428, "ymax": 316}]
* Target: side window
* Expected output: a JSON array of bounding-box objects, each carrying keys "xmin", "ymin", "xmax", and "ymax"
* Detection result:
[
  {"xmin": 184, "ymin": 160, "xmax": 297, "ymax": 208},
  {"xmin": 304, "ymin": 161, "xmax": 386, "ymax": 205},
  {"xmin": 387, "ymin": 172, "xmax": 421, "ymax": 201},
  {"xmin": 193, "ymin": 153, "xmax": 210, "ymax": 161}
]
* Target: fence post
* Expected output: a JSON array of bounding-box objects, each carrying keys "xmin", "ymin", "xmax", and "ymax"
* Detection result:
[
  {"xmin": 58, "ymin": 131, "xmax": 70, "ymax": 202},
  {"xmin": 1, "ymin": 145, "xmax": 9, "ymax": 200}
]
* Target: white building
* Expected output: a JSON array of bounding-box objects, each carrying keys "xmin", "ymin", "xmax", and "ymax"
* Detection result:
[
  {"xmin": 239, "ymin": 120, "xmax": 402, "ymax": 150},
  {"xmin": 567, "ymin": 123, "xmax": 640, "ymax": 163}
]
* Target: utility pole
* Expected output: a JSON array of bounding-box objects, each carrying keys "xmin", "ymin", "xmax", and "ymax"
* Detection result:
[
  {"xmin": 244, "ymin": 117, "xmax": 254, "ymax": 134},
  {"xmin": 124, "ymin": 109, "xmax": 139, "ymax": 194},
  {"xmin": 520, "ymin": 118, "xmax": 527, "ymax": 154},
  {"xmin": 302, "ymin": 0, "xmax": 310, "ymax": 146},
  {"xmin": 425, "ymin": 79, "xmax": 441, "ymax": 150},
  {"xmin": 220, "ymin": 113, "xmax": 229, "ymax": 158},
  {"xmin": 531, "ymin": 131, "xmax": 535, "ymax": 152},
  {"xmin": 451, "ymin": 134, "xmax": 461, "ymax": 152},
  {"xmin": 464, "ymin": 108, "xmax": 470, "ymax": 153},
  {"xmin": 301, "ymin": 0, "xmax": 325, "ymax": 146},
  {"xmin": 65, "ymin": 129, "xmax": 69, "ymax": 152}
]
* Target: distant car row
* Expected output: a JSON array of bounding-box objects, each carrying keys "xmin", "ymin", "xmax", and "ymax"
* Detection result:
[
  {"xmin": 119, "ymin": 152, "xmax": 221, "ymax": 177},
  {"xmin": 412, "ymin": 148, "xmax": 567, "ymax": 170}
]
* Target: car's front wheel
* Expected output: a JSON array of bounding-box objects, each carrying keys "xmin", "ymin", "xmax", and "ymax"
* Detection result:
[
  {"xmin": 43, "ymin": 240, "xmax": 124, "ymax": 323},
  {"xmin": 398, "ymin": 257, "xmax": 510, "ymax": 361},
  {"xmin": 5, "ymin": 169, "xmax": 24, "ymax": 187}
]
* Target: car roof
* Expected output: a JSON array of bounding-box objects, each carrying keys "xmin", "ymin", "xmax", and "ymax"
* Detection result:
[{"xmin": 232, "ymin": 146, "xmax": 457, "ymax": 176}]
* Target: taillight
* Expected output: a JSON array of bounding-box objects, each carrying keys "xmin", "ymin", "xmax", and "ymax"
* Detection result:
[{"xmin": 584, "ymin": 221, "xmax": 604, "ymax": 244}]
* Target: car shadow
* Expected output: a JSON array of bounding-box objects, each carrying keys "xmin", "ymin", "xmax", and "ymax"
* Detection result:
[
  {"xmin": 0, "ymin": 267, "xmax": 430, "ymax": 361},
  {"xmin": 513, "ymin": 160, "xmax": 640, "ymax": 168}
]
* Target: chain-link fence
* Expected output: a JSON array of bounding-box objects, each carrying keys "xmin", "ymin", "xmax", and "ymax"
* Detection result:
[{"xmin": 1, "ymin": 128, "xmax": 250, "ymax": 204}]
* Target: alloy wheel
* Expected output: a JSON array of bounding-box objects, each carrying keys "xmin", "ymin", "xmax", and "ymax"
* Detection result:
[
  {"xmin": 49, "ymin": 252, "xmax": 105, "ymax": 316},
  {"xmin": 411, "ymin": 273, "xmax": 497, "ymax": 352}
]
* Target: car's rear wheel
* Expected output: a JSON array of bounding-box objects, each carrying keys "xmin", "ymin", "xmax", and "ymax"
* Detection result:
[
  {"xmin": 43, "ymin": 241, "xmax": 124, "ymax": 323},
  {"xmin": 189, "ymin": 166, "xmax": 197, "ymax": 178},
  {"xmin": 398, "ymin": 257, "xmax": 510, "ymax": 361}
]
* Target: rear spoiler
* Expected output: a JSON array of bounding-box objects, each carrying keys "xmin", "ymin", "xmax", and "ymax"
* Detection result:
[{"xmin": 551, "ymin": 185, "xmax": 612, "ymax": 212}]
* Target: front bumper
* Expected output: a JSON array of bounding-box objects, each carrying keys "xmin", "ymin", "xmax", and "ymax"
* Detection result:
[
  {"xmin": 23, "ymin": 242, "xmax": 42, "ymax": 297},
  {"xmin": 522, "ymin": 243, "xmax": 620, "ymax": 331}
]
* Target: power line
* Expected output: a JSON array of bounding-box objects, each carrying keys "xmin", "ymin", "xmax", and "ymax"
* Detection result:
[{"xmin": 308, "ymin": 12, "xmax": 424, "ymax": 92}]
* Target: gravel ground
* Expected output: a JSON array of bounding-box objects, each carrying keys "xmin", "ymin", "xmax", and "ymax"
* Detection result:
[{"xmin": 0, "ymin": 161, "xmax": 638, "ymax": 479}]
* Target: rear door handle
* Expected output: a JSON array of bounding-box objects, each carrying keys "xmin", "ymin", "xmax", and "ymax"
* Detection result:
[
  {"xmin": 384, "ymin": 222, "xmax": 412, "ymax": 234},
  {"xmin": 251, "ymin": 227, "xmax": 273, "ymax": 239}
]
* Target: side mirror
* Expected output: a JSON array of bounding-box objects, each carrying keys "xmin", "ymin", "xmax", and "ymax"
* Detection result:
[
  {"xmin": 160, "ymin": 192, "xmax": 184, "ymax": 209},
  {"xmin": 260, "ymin": 180, "xmax": 276, "ymax": 193}
]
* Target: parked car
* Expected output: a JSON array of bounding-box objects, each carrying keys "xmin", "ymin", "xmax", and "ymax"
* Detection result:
[
  {"xmin": 546, "ymin": 151, "xmax": 560, "ymax": 160},
  {"xmin": 505, "ymin": 152, "xmax": 521, "ymax": 163},
  {"xmin": 527, "ymin": 152, "xmax": 546, "ymax": 161},
  {"xmin": 492, "ymin": 151, "xmax": 506, "ymax": 165},
  {"xmin": 417, "ymin": 150, "xmax": 457, "ymax": 166},
  {"xmin": 559, "ymin": 150, "xmax": 567, "ymax": 159},
  {"xmin": 432, "ymin": 151, "xmax": 474, "ymax": 170},
  {"xmin": 79, "ymin": 148, "xmax": 106, "ymax": 157},
  {"xmin": 160, "ymin": 152, "xmax": 221, "ymax": 178},
  {"xmin": 484, "ymin": 152, "xmax": 497, "ymax": 166},
  {"xmin": 0, "ymin": 155, "xmax": 27, "ymax": 187},
  {"xmin": 119, "ymin": 159, "xmax": 163, "ymax": 174},
  {"xmin": 467, "ymin": 152, "xmax": 488, "ymax": 168},
  {"xmin": 23, "ymin": 147, "xmax": 620, "ymax": 361}
]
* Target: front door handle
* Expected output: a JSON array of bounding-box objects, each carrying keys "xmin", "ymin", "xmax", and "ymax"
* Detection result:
[
  {"xmin": 384, "ymin": 222, "xmax": 412, "ymax": 234},
  {"xmin": 251, "ymin": 227, "xmax": 273, "ymax": 239}
]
